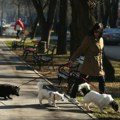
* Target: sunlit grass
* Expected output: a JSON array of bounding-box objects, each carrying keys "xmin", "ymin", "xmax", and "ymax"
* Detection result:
[
  {"xmin": 91, "ymin": 98, "xmax": 120, "ymax": 119},
  {"xmin": 5, "ymin": 39, "xmax": 36, "ymax": 48},
  {"xmin": 77, "ymin": 89, "xmax": 120, "ymax": 120},
  {"xmin": 76, "ymin": 60, "xmax": 120, "ymax": 120}
]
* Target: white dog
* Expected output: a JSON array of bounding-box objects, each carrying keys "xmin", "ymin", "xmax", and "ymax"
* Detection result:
[
  {"xmin": 37, "ymin": 82, "xmax": 64, "ymax": 107},
  {"xmin": 78, "ymin": 83, "xmax": 119, "ymax": 113}
]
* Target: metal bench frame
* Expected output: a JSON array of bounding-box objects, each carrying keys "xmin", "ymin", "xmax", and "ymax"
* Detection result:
[{"xmin": 33, "ymin": 45, "xmax": 56, "ymax": 70}]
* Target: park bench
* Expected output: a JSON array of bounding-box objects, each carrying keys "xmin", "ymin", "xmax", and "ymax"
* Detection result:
[
  {"xmin": 11, "ymin": 30, "xmax": 29, "ymax": 50},
  {"xmin": 33, "ymin": 45, "xmax": 56, "ymax": 70},
  {"xmin": 57, "ymin": 63, "xmax": 80, "ymax": 93},
  {"xmin": 22, "ymin": 40, "xmax": 47, "ymax": 60},
  {"xmin": 11, "ymin": 37, "xmax": 27, "ymax": 50},
  {"xmin": 22, "ymin": 40, "xmax": 39, "ymax": 59}
]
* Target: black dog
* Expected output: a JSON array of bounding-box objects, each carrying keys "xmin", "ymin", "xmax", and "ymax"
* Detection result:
[{"xmin": 0, "ymin": 84, "xmax": 20, "ymax": 99}]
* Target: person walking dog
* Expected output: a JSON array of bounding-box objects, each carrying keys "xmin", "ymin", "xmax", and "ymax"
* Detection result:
[{"xmin": 68, "ymin": 22, "xmax": 106, "ymax": 104}]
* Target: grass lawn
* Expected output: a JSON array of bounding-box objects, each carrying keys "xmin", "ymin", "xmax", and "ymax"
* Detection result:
[{"xmin": 5, "ymin": 40, "xmax": 120, "ymax": 120}]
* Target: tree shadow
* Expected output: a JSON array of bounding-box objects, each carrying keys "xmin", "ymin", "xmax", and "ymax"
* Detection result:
[{"xmin": 0, "ymin": 102, "xmax": 87, "ymax": 114}]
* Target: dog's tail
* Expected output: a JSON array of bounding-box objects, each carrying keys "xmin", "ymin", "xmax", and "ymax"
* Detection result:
[
  {"xmin": 78, "ymin": 82, "xmax": 90, "ymax": 91},
  {"xmin": 37, "ymin": 82, "xmax": 44, "ymax": 90}
]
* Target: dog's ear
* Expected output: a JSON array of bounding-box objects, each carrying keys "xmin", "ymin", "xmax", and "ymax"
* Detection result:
[
  {"xmin": 109, "ymin": 101, "xmax": 119, "ymax": 112},
  {"xmin": 15, "ymin": 86, "xmax": 20, "ymax": 90},
  {"xmin": 58, "ymin": 90, "xmax": 62, "ymax": 94}
]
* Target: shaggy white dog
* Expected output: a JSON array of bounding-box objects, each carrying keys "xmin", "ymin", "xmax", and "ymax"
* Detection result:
[
  {"xmin": 37, "ymin": 82, "xmax": 64, "ymax": 107},
  {"xmin": 78, "ymin": 83, "xmax": 119, "ymax": 113}
]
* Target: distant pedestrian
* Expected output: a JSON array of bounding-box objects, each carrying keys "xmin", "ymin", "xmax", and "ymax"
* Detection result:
[{"xmin": 14, "ymin": 18, "xmax": 24, "ymax": 39}]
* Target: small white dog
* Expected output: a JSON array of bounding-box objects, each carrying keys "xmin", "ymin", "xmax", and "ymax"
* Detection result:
[
  {"xmin": 78, "ymin": 83, "xmax": 119, "ymax": 113},
  {"xmin": 37, "ymin": 82, "xmax": 64, "ymax": 107}
]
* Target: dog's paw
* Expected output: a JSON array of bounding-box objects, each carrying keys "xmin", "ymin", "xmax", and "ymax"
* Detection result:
[
  {"xmin": 56, "ymin": 106, "xmax": 60, "ymax": 110},
  {"xmin": 8, "ymin": 97, "xmax": 13, "ymax": 99},
  {"xmin": 48, "ymin": 103, "xmax": 54, "ymax": 106},
  {"xmin": 4, "ymin": 98, "xmax": 8, "ymax": 100},
  {"xmin": 39, "ymin": 103, "xmax": 43, "ymax": 105},
  {"xmin": 39, "ymin": 100, "xmax": 42, "ymax": 105}
]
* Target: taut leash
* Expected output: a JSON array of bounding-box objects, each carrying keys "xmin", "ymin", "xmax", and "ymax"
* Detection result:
[
  {"xmin": 79, "ymin": 76, "xmax": 105, "ymax": 93},
  {"xmin": 18, "ymin": 77, "xmax": 39, "ymax": 87},
  {"xmin": 18, "ymin": 71, "xmax": 52, "ymax": 87}
]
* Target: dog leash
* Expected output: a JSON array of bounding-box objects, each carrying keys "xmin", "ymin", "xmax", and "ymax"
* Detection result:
[
  {"xmin": 18, "ymin": 76, "xmax": 47, "ymax": 87},
  {"xmin": 18, "ymin": 71, "xmax": 52, "ymax": 87},
  {"xmin": 18, "ymin": 77, "xmax": 39, "ymax": 87},
  {"xmin": 0, "ymin": 78, "xmax": 39, "ymax": 106},
  {"xmin": 80, "ymin": 76, "xmax": 105, "ymax": 94},
  {"xmin": 79, "ymin": 76, "xmax": 105, "ymax": 93},
  {"xmin": 0, "ymin": 72, "xmax": 51, "ymax": 106},
  {"xmin": 67, "ymin": 62, "xmax": 104, "ymax": 93}
]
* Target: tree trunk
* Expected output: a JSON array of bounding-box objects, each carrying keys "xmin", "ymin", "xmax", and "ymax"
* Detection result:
[
  {"xmin": 57, "ymin": 0, "xmax": 67, "ymax": 54},
  {"xmin": 109, "ymin": 0, "xmax": 119, "ymax": 28},
  {"xmin": 32, "ymin": 0, "xmax": 57, "ymax": 47},
  {"xmin": 46, "ymin": 0, "xmax": 57, "ymax": 46},
  {"xmin": 30, "ymin": 16, "xmax": 39, "ymax": 39},
  {"xmin": 30, "ymin": 0, "xmax": 48, "ymax": 39},
  {"xmin": 102, "ymin": 0, "xmax": 119, "ymax": 28},
  {"xmin": 94, "ymin": 1, "xmax": 104, "ymax": 22},
  {"xmin": 102, "ymin": 0, "xmax": 111, "ymax": 27},
  {"xmin": 70, "ymin": 0, "xmax": 96, "ymax": 55},
  {"xmin": 32, "ymin": 0, "xmax": 47, "ymax": 39}
]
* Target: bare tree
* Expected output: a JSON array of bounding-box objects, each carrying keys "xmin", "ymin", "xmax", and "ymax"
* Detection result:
[
  {"xmin": 109, "ymin": 0, "xmax": 119, "ymax": 27},
  {"xmin": 0, "ymin": 0, "xmax": 7, "ymax": 35},
  {"xmin": 70, "ymin": 0, "xmax": 96, "ymax": 55},
  {"xmin": 32, "ymin": 0, "xmax": 57, "ymax": 47},
  {"xmin": 102, "ymin": 0, "xmax": 119, "ymax": 27},
  {"xmin": 11, "ymin": 0, "xmax": 22, "ymax": 19},
  {"xmin": 57, "ymin": 0, "xmax": 68, "ymax": 54}
]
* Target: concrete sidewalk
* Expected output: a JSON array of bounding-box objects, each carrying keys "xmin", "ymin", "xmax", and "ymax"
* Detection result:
[{"xmin": 0, "ymin": 40, "xmax": 95, "ymax": 120}]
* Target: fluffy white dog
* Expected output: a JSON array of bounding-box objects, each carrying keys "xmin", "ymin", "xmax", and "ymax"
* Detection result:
[
  {"xmin": 37, "ymin": 82, "xmax": 64, "ymax": 107},
  {"xmin": 78, "ymin": 83, "xmax": 119, "ymax": 113}
]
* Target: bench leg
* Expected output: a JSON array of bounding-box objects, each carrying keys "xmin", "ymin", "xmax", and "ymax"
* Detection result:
[
  {"xmin": 58, "ymin": 76, "xmax": 63, "ymax": 85},
  {"xmin": 23, "ymin": 51, "xmax": 28, "ymax": 59}
]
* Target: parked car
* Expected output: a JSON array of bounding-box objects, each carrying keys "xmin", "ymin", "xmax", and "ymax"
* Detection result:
[{"xmin": 103, "ymin": 28, "xmax": 120, "ymax": 45}]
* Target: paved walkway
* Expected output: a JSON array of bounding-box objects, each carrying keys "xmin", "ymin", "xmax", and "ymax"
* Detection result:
[{"xmin": 0, "ymin": 39, "xmax": 95, "ymax": 120}]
